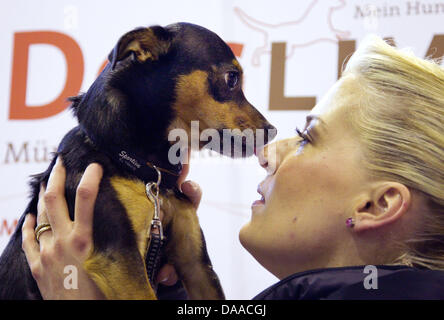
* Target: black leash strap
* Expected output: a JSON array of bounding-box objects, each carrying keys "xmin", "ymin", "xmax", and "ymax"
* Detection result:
[
  {"xmin": 145, "ymin": 179, "xmax": 166, "ymax": 288},
  {"xmin": 146, "ymin": 231, "xmax": 165, "ymax": 289}
]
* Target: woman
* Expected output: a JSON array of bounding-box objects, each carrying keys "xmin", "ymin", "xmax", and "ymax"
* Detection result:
[{"xmin": 21, "ymin": 35, "xmax": 444, "ymax": 299}]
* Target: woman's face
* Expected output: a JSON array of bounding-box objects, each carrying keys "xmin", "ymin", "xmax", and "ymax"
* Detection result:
[{"xmin": 239, "ymin": 75, "xmax": 370, "ymax": 279}]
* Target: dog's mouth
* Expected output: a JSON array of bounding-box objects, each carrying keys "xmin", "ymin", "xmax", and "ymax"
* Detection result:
[
  {"xmin": 223, "ymin": 135, "xmax": 255, "ymax": 158},
  {"xmin": 206, "ymin": 129, "xmax": 261, "ymax": 158}
]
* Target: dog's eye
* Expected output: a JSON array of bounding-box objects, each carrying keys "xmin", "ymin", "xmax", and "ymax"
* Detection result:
[{"xmin": 224, "ymin": 71, "xmax": 239, "ymax": 90}]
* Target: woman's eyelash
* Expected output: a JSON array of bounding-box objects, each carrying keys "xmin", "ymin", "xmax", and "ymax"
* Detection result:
[{"xmin": 295, "ymin": 127, "xmax": 312, "ymax": 143}]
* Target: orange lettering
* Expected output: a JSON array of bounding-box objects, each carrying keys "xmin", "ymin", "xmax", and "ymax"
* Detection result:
[
  {"xmin": 228, "ymin": 43, "xmax": 244, "ymax": 57},
  {"xmin": 0, "ymin": 219, "xmax": 18, "ymax": 237},
  {"xmin": 98, "ymin": 59, "xmax": 109, "ymax": 77},
  {"xmin": 9, "ymin": 31, "xmax": 84, "ymax": 120}
]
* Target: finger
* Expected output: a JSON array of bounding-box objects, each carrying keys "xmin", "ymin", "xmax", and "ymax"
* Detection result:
[
  {"xmin": 36, "ymin": 225, "xmax": 53, "ymax": 248},
  {"xmin": 37, "ymin": 184, "xmax": 49, "ymax": 225},
  {"xmin": 36, "ymin": 184, "xmax": 54, "ymax": 245},
  {"xmin": 44, "ymin": 157, "xmax": 71, "ymax": 236},
  {"xmin": 177, "ymin": 163, "xmax": 190, "ymax": 191},
  {"xmin": 156, "ymin": 264, "xmax": 178, "ymax": 286},
  {"xmin": 21, "ymin": 214, "xmax": 41, "ymax": 265},
  {"xmin": 180, "ymin": 180, "xmax": 202, "ymax": 209},
  {"xmin": 73, "ymin": 163, "xmax": 103, "ymax": 239}
]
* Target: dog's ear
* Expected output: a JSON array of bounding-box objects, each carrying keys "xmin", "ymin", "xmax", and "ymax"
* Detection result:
[{"xmin": 108, "ymin": 26, "xmax": 171, "ymax": 70}]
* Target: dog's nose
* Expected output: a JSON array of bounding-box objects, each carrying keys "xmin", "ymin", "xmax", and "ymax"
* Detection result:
[
  {"xmin": 264, "ymin": 123, "xmax": 277, "ymax": 144},
  {"xmin": 254, "ymin": 123, "xmax": 277, "ymax": 156}
]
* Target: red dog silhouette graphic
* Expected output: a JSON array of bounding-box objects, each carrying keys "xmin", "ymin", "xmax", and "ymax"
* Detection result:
[{"xmin": 234, "ymin": 0, "xmax": 351, "ymax": 66}]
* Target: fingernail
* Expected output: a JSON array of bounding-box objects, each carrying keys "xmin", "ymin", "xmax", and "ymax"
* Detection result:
[
  {"xmin": 179, "ymin": 181, "xmax": 189, "ymax": 193},
  {"xmin": 55, "ymin": 156, "xmax": 63, "ymax": 166},
  {"xmin": 180, "ymin": 181, "xmax": 193, "ymax": 194},
  {"xmin": 160, "ymin": 276, "xmax": 169, "ymax": 283},
  {"xmin": 188, "ymin": 181, "xmax": 198, "ymax": 191}
]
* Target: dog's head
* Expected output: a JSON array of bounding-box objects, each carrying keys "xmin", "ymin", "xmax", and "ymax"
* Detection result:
[{"xmin": 73, "ymin": 23, "xmax": 276, "ymax": 162}]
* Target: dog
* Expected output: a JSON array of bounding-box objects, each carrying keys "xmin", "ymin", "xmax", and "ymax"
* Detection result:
[{"xmin": 0, "ymin": 22, "xmax": 276, "ymax": 299}]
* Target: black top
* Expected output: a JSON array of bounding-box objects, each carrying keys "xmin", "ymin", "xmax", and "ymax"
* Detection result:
[{"xmin": 253, "ymin": 265, "xmax": 444, "ymax": 300}]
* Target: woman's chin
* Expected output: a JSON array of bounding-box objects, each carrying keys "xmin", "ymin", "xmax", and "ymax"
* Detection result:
[{"xmin": 238, "ymin": 223, "xmax": 249, "ymax": 249}]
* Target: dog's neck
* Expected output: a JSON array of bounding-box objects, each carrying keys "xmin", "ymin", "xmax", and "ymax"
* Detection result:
[{"xmin": 81, "ymin": 125, "xmax": 181, "ymax": 186}]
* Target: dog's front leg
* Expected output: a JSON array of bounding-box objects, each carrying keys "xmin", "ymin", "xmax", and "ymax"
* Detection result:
[
  {"xmin": 83, "ymin": 248, "xmax": 156, "ymax": 300},
  {"xmin": 163, "ymin": 195, "xmax": 225, "ymax": 300}
]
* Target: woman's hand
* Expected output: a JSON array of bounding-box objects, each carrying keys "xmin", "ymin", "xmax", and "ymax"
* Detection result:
[
  {"xmin": 155, "ymin": 177, "xmax": 203, "ymax": 286},
  {"xmin": 21, "ymin": 159, "xmax": 201, "ymax": 298},
  {"xmin": 21, "ymin": 158, "xmax": 105, "ymax": 299}
]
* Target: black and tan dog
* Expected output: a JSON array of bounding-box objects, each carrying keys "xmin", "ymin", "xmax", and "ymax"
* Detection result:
[{"xmin": 0, "ymin": 23, "xmax": 276, "ymax": 299}]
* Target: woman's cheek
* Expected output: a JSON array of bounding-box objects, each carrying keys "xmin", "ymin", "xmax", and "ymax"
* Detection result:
[{"xmin": 272, "ymin": 157, "xmax": 308, "ymax": 199}]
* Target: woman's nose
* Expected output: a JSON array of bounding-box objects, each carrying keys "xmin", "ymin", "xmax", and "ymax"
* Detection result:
[
  {"xmin": 257, "ymin": 141, "xmax": 279, "ymax": 175},
  {"xmin": 257, "ymin": 138, "xmax": 297, "ymax": 175}
]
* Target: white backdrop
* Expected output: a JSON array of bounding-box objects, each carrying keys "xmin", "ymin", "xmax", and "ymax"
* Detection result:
[{"xmin": 1, "ymin": 0, "xmax": 443, "ymax": 299}]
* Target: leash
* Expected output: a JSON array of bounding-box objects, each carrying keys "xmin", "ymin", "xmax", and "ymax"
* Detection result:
[
  {"xmin": 144, "ymin": 166, "xmax": 165, "ymax": 289},
  {"xmin": 78, "ymin": 128, "xmax": 178, "ymax": 288}
]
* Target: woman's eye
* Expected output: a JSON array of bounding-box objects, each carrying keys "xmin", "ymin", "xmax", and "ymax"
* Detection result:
[
  {"xmin": 295, "ymin": 127, "xmax": 312, "ymax": 144},
  {"xmin": 224, "ymin": 71, "xmax": 239, "ymax": 90}
]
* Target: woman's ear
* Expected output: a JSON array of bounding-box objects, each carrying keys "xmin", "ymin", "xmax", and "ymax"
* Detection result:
[{"xmin": 353, "ymin": 182, "xmax": 411, "ymax": 232}]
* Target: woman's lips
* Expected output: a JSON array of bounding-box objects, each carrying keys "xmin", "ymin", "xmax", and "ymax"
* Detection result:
[
  {"xmin": 252, "ymin": 185, "xmax": 266, "ymax": 207},
  {"xmin": 252, "ymin": 198, "xmax": 265, "ymax": 207}
]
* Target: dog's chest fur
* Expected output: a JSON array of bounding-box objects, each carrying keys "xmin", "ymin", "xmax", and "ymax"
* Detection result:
[{"xmin": 110, "ymin": 177, "xmax": 154, "ymax": 259}]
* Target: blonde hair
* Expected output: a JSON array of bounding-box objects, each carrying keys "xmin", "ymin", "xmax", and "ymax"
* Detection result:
[{"xmin": 343, "ymin": 35, "xmax": 444, "ymax": 270}]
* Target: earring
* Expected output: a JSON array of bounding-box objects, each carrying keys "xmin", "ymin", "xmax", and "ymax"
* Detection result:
[{"xmin": 346, "ymin": 217, "xmax": 355, "ymax": 228}]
